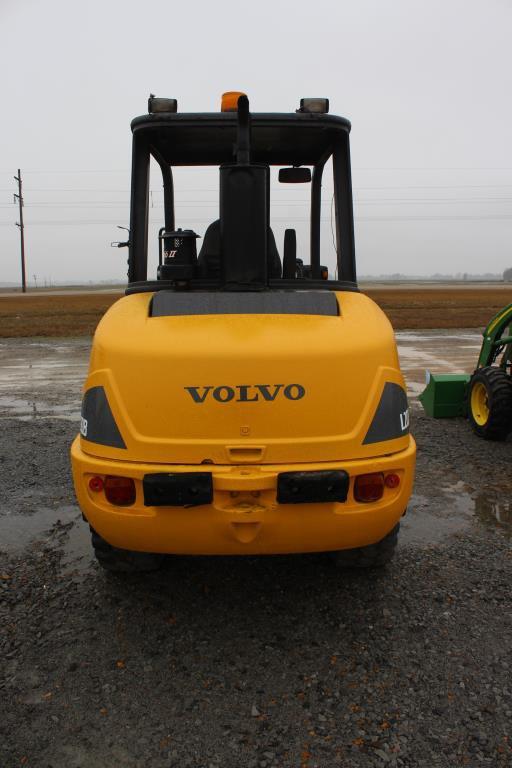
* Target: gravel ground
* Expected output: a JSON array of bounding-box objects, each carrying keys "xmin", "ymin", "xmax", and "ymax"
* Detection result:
[{"xmin": 1, "ymin": 411, "xmax": 512, "ymax": 768}]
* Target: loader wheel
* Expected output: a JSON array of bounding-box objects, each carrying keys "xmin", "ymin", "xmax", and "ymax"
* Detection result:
[
  {"xmin": 468, "ymin": 366, "xmax": 512, "ymax": 441},
  {"xmin": 90, "ymin": 528, "xmax": 164, "ymax": 573},
  {"xmin": 332, "ymin": 523, "xmax": 399, "ymax": 569}
]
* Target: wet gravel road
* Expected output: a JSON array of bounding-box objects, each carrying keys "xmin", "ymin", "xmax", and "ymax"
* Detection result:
[{"xmin": 1, "ymin": 337, "xmax": 512, "ymax": 767}]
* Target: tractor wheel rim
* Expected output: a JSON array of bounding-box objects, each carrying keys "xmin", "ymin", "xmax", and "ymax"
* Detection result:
[{"xmin": 471, "ymin": 381, "xmax": 489, "ymax": 426}]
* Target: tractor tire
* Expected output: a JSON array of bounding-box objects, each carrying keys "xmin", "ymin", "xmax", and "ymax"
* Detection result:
[
  {"xmin": 332, "ymin": 523, "xmax": 399, "ymax": 569},
  {"xmin": 468, "ymin": 366, "xmax": 512, "ymax": 441},
  {"xmin": 90, "ymin": 528, "xmax": 164, "ymax": 573}
]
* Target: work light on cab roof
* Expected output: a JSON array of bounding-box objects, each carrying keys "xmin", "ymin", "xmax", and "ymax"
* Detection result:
[
  {"xmin": 148, "ymin": 95, "xmax": 177, "ymax": 114},
  {"xmin": 148, "ymin": 92, "xmax": 329, "ymax": 114}
]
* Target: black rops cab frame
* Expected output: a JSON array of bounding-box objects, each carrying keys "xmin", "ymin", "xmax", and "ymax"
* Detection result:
[{"xmin": 126, "ymin": 95, "xmax": 358, "ymax": 294}]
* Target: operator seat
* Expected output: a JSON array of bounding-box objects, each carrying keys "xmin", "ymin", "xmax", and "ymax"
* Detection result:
[{"xmin": 198, "ymin": 219, "xmax": 282, "ymax": 279}]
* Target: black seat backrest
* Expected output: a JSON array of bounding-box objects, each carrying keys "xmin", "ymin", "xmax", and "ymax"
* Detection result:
[{"xmin": 198, "ymin": 219, "xmax": 282, "ymax": 279}]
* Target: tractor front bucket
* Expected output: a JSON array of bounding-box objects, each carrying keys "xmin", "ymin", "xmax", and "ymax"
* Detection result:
[{"xmin": 419, "ymin": 372, "xmax": 470, "ymax": 418}]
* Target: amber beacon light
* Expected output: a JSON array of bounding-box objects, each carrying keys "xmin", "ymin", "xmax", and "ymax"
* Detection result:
[{"xmin": 221, "ymin": 91, "xmax": 246, "ymax": 112}]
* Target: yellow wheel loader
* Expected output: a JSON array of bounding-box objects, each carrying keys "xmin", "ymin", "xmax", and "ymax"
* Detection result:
[{"xmin": 71, "ymin": 93, "xmax": 416, "ymax": 572}]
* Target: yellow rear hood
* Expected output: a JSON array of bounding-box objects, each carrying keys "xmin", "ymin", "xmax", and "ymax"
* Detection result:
[{"xmin": 79, "ymin": 291, "xmax": 409, "ymax": 464}]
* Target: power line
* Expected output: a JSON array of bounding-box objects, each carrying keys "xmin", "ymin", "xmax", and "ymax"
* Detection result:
[
  {"xmin": 3, "ymin": 195, "xmax": 512, "ymax": 207},
  {"xmin": 0, "ymin": 187, "xmax": 134, "ymax": 193},
  {"xmin": 3, "ymin": 197, "xmax": 512, "ymax": 215},
  {"xmin": 4, "ymin": 183, "xmax": 512, "ymax": 197},
  {"xmin": 0, "ymin": 169, "xmax": 131, "ymax": 175},
  {"xmin": 357, "ymin": 183, "xmax": 512, "ymax": 190},
  {"xmin": 4, "ymin": 166, "xmax": 512, "ymax": 173},
  {"xmin": 354, "ymin": 167, "xmax": 512, "ymax": 172},
  {"xmin": 2, "ymin": 213, "xmax": 512, "ymax": 227}
]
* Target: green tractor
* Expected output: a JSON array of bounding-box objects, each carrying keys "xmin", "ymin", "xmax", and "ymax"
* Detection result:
[{"xmin": 420, "ymin": 304, "xmax": 512, "ymax": 440}]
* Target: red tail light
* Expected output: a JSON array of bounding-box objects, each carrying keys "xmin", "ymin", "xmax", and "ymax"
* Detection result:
[
  {"xmin": 104, "ymin": 476, "xmax": 136, "ymax": 506},
  {"xmin": 354, "ymin": 473, "xmax": 384, "ymax": 503},
  {"xmin": 89, "ymin": 475, "xmax": 104, "ymax": 493},
  {"xmin": 385, "ymin": 473, "xmax": 400, "ymax": 489}
]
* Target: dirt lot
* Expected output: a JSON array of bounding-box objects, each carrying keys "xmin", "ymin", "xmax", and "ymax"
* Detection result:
[
  {"xmin": 1, "ymin": 333, "xmax": 512, "ymax": 767},
  {"xmin": 1, "ymin": 412, "xmax": 512, "ymax": 768},
  {"xmin": 1, "ymin": 286, "xmax": 511, "ymax": 336}
]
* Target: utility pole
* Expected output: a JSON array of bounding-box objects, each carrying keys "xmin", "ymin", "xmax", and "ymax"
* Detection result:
[{"xmin": 14, "ymin": 169, "xmax": 27, "ymax": 293}]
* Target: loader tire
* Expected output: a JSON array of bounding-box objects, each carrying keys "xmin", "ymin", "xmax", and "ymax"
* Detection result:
[
  {"xmin": 91, "ymin": 528, "xmax": 164, "ymax": 573},
  {"xmin": 468, "ymin": 366, "xmax": 512, "ymax": 441},
  {"xmin": 332, "ymin": 523, "xmax": 399, "ymax": 569}
]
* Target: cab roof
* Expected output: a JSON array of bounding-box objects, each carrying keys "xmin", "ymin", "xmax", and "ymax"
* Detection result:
[{"xmin": 130, "ymin": 112, "xmax": 351, "ymax": 166}]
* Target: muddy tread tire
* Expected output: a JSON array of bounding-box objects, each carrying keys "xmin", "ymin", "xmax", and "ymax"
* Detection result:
[
  {"xmin": 90, "ymin": 528, "xmax": 164, "ymax": 573},
  {"xmin": 468, "ymin": 366, "xmax": 512, "ymax": 441},
  {"xmin": 333, "ymin": 523, "xmax": 400, "ymax": 569}
]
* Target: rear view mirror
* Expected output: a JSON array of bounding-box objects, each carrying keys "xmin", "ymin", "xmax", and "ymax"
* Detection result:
[
  {"xmin": 111, "ymin": 224, "xmax": 130, "ymax": 248},
  {"xmin": 279, "ymin": 167, "xmax": 312, "ymax": 184}
]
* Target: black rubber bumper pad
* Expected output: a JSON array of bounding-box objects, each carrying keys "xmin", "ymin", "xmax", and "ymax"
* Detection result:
[
  {"xmin": 277, "ymin": 470, "xmax": 349, "ymax": 504},
  {"xmin": 143, "ymin": 473, "xmax": 213, "ymax": 507}
]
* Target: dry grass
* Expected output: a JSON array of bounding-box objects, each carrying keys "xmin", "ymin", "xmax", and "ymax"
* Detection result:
[
  {"xmin": 0, "ymin": 293, "xmax": 120, "ymax": 337},
  {"xmin": 0, "ymin": 287, "xmax": 511, "ymax": 337},
  {"xmin": 364, "ymin": 287, "xmax": 512, "ymax": 329}
]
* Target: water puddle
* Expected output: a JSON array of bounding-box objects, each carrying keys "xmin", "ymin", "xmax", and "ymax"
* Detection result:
[
  {"xmin": 397, "ymin": 332, "xmax": 481, "ymax": 344},
  {"xmin": 401, "ymin": 483, "xmax": 512, "ymax": 547},
  {"xmin": 440, "ymin": 481, "xmax": 512, "ymax": 536},
  {"xmin": 0, "ymin": 396, "xmax": 80, "ymax": 420},
  {"xmin": 395, "ymin": 329, "xmax": 482, "ymax": 401},
  {"xmin": 400, "ymin": 492, "xmax": 470, "ymax": 545},
  {"xmin": 0, "ymin": 338, "xmax": 88, "ymax": 420},
  {"xmin": 59, "ymin": 515, "xmax": 93, "ymax": 575},
  {"xmin": 0, "ymin": 505, "xmax": 92, "ymax": 574},
  {"xmin": 473, "ymin": 493, "xmax": 512, "ymax": 536}
]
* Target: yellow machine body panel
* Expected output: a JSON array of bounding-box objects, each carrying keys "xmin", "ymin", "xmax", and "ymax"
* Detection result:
[
  {"xmin": 71, "ymin": 289, "xmax": 416, "ymax": 555},
  {"xmin": 71, "ymin": 437, "xmax": 415, "ymax": 555},
  {"xmin": 78, "ymin": 290, "xmax": 409, "ymax": 464}
]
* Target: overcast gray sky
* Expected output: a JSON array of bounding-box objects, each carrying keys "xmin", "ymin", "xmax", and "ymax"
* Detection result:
[{"xmin": 1, "ymin": 0, "xmax": 512, "ymax": 284}]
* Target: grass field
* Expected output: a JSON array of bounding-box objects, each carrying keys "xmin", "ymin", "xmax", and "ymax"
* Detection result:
[{"xmin": 0, "ymin": 287, "xmax": 511, "ymax": 337}]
